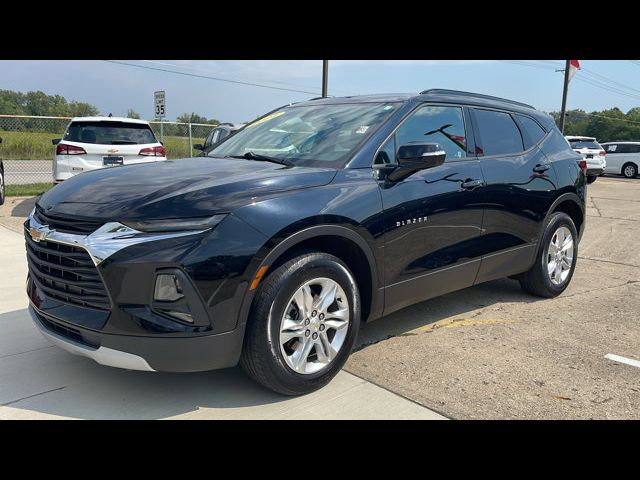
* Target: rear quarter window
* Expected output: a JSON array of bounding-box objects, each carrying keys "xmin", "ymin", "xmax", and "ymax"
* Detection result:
[
  {"xmin": 64, "ymin": 121, "xmax": 157, "ymax": 145},
  {"xmin": 514, "ymin": 114, "xmax": 546, "ymax": 149}
]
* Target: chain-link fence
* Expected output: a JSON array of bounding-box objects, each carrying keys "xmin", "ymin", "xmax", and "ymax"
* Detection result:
[{"xmin": 0, "ymin": 115, "xmax": 215, "ymax": 185}]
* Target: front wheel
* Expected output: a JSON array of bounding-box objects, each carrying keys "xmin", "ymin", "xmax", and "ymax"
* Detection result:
[
  {"xmin": 519, "ymin": 212, "xmax": 578, "ymax": 298},
  {"xmin": 240, "ymin": 251, "xmax": 360, "ymax": 395}
]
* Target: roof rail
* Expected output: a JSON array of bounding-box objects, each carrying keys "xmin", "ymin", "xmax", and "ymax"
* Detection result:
[{"xmin": 420, "ymin": 89, "xmax": 535, "ymax": 110}]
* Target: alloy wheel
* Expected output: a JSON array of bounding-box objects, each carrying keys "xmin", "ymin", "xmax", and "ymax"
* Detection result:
[
  {"xmin": 546, "ymin": 226, "xmax": 574, "ymax": 286},
  {"xmin": 279, "ymin": 277, "xmax": 350, "ymax": 375}
]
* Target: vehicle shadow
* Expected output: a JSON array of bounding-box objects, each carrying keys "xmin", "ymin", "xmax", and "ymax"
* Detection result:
[
  {"xmin": 353, "ymin": 277, "xmax": 535, "ymax": 350},
  {"xmin": 1, "ymin": 277, "xmax": 534, "ymax": 419},
  {"xmin": 0, "ymin": 309, "xmax": 287, "ymax": 419},
  {"xmin": 10, "ymin": 196, "xmax": 36, "ymax": 217}
]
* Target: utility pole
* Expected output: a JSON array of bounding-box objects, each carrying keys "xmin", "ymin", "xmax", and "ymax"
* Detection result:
[
  {"xmin": 559, "ymin": 59, "xmax": 571, "ymax": 133},
  {"xmin": 322, "ymin": 60, "xmax": 329, "ymax": 97}
]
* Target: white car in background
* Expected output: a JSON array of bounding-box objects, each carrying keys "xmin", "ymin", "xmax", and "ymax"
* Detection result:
[
  {"xmin": 53, "ymin": 117, "xmax": 167, "ymax": 182},
  {"xmin": 565, "ymin": 136, "xmax": 606, "ymax": 184},
  {"xmin": 601, "ymin": 141, "xmax": 640, "ymax": 178}
]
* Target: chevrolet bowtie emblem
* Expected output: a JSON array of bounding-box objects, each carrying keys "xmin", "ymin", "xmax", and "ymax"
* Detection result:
[
  {"xmin": 108, "ymin": 148, "xmax": 118, "ymax": 154},
  {"xmin": 30, "ymin": 226, "xmax": 51, "ymax": 243}
]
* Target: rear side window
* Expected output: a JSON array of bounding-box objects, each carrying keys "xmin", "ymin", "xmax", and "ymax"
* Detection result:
[
  {"xmin": 627, "ymin": 144, "xmax": 640, "ymax": 153},
  {"xmin": 64, "ymin": 121, "xmax": 157, "ymax": 145},
  {"xmin": 474, "ymin": 109, "xmax": 524, "ymax": 156},
  {"xmin": 515, "ymin": 115, "xmax": 546, "ymax": 149},
  {"xmin": 604, "ymin": 144, "xmax": 618, "ymax": 153},
  {"xmin": 569, "ymin": 140, "xmax": 601, "ymax": 150}
]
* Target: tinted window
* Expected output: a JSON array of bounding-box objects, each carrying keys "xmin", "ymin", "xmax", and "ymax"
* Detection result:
[
  {"xmin": 374, "ymin": 136, "xmax": 395, "ymax": 165},
  {"xmin": 628, "ymin": 144, "xmax": 640, "ymax": 153},
  {"xmin": 604, "ymin": 144, "xmax": 618, "ymax": 153},
  {"xmin": 569, "ymin": 140, "xmax": 601, "ymax": 150},
  {"xmin": 395, "ymin": 105, "xmax": 467, "ymax": 161},
  {"xmin": 515, "ymin": 115, "xmax": 546, "ymax": 149},
  {"xmin": 474, "ymin": 109, "xmax": 524, "ymax": 156},
  {"xmin": 64, "ymin": 121, "xmax": 157, "ymax": 145}
]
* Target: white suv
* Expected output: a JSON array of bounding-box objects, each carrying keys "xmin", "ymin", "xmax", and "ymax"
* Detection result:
[
  {"xmin": 601, "ymin": 142, "xmax": 640, "ymax": 178},
  {"xmin": 565, "ymin": 136, "xmax": 606, "ymax": 184},
  {"xmin": 53, "ymin": 117, "xmax": 167, "ymax": 183}
]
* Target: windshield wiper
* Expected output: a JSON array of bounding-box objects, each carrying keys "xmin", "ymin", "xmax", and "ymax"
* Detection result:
[{"xmin": 229, "ymin": 151, "xmax": 293, "ymax": 166}]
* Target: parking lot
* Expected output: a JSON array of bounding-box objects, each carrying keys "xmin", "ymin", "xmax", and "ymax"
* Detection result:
[{"xmin": 1, "ymin": 176, "xmax": 638, "ymax": 419}]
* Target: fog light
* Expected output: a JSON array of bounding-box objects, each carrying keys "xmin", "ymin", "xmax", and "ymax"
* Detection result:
[{"xmin": 154, "ymin": 274, "xmax": 184, "ymax": 302}]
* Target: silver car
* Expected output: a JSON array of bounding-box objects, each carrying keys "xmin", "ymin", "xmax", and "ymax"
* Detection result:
[{"xmin": 601, "ymin": 142, "xmax": 640, "ymax": 179}]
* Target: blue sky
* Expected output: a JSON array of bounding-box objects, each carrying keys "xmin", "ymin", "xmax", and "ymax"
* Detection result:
[{"xmin": 1, "ymin": 60, "xmax": 639, "ymax": 123}]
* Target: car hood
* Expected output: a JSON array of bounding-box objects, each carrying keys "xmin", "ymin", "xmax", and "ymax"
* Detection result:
[{"xmin": 37, "ymin": 158, "xmax": 337, "ymax": 221}]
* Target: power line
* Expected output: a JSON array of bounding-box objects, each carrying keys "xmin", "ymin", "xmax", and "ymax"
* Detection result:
[
  {"xmin": 139, "ymin": 60, "xmax": 356, "ymax": 95},
  {"xmin": 103, "ymin": 60, "xmax": 321, "ymax": 96}
]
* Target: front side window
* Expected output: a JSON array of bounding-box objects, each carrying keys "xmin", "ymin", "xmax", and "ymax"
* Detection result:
[
  {"xmin": 64, "ymin": 121, "xmax": 157, "ymax": 145},
  {"xmin": 394, "ymin": 105, "xmax": 467, "ymax": 161},
  {"xmin": 474, "ymin": 109, "xmax": 524, "ymax": 156},
  {"xmin": 209, "ymin": 102, "xmax": 399, "ymax": 167}
]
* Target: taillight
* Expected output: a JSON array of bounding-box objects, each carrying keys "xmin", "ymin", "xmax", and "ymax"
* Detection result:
[
  {"xmin": 56, "ymin": 143, "xmax": 86, "ymax": 155},
  {"xmin": 578, "ymin": 160, "xmax": 587, "ymax": 172},
  {"xmin": 599, "ymin": 150, "xmax": 606, "ymax": 156},
  {"xmin": 139, "ymin": 146, "xmax": 166, "ymax": 157}
]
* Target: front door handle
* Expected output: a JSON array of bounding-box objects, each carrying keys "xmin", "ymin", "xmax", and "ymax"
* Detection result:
[
  {"xmin": 460, "ymin": 179, "xmax": 484, "ymax": 190},
  {"xmin": 533, "ymin": 163, "xmax": 551, "ymax": 173}
]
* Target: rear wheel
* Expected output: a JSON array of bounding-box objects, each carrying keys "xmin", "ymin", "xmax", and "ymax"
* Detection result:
[
  {"xmin": 240, "ymin": 251, "xmax": 360, "ymax": 395},
  {"xmin": 586, "ymin": 175, "xmax": 597, "ymax": 184},
  {"xmin": 622, "ymin": 163, "xmax": 638, "ymax": 178},
  {"xmin": 519, "ymin": 212, "xmax": 578, "ymax": 298}
]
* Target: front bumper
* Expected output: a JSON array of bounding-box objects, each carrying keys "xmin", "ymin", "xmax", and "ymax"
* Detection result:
[{"xmin": 29, "ymin": 304, "xmax": 245, "ymax": 372}]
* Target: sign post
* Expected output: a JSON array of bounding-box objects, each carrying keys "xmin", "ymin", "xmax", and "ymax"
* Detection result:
[{"xmin": 154, "ymin": 90, "xmax": 166, "ymax": 142}]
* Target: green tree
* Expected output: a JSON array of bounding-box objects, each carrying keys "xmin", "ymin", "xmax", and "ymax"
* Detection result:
[{"xmin": 126, "ymin": 108, "xmax": 141, "ymax": 119}]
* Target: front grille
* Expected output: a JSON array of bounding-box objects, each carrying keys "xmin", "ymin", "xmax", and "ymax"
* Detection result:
[
  {"xmin": 25, "ymin": 229, "xmax": 111, "ymax": 310},
  {"xmin": 36, "ymin": 312, "xmax": 99, "ymax": 348},
  {"xmin": 34, "ymin": 206, "xmax": 103, "ymax": 235}
]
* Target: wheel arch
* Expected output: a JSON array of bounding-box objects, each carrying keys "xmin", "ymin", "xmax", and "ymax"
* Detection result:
[
  {"xmin": 237, "ymin": 225, "xmax": 380, "ymax": 328},
  {"xmin": 546, "ymin": 193, "xmax": 585, "ymax": 242}
]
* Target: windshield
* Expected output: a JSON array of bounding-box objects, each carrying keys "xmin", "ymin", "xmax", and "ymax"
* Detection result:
[
  {"xmin": 64, "ymin": 121, "xmax": 158, "ymax": 145},
  {"xmin": 569, "ymin": 140, "xmax": 601, "ymax": 150},
  {"xmin": 208, "ymin": 102, "xmax": 399, "ymax": 167}
]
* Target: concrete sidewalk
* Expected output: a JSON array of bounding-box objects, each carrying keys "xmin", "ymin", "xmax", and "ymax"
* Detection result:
[{"xmin": 0, "ymin": 223, "xmax": 444, "ymax": 420}]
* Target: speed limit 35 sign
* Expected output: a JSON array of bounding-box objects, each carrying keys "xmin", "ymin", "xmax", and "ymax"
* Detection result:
[{"xmin": 154, "ymin": 91, "xmax": 165, "ymax": 119}]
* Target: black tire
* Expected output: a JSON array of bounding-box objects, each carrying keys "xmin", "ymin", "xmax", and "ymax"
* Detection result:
[
  {"xmin": 586, "ymin": 175, "xmax": 597, "ymax": 184},
  {"xmin": 519, "ymin": 212, "xmax": 578, "ymax": 298},
  {"xmin": 622, "ymin": 162, "xmax": 638, "ymax": 178},
  {"xmin": 0, "ymin": 168, "xmax": 5, "ymax": 206},
  {"xmin": 240, "ymin": 251, "xmax": 361, "ymax": 396}
]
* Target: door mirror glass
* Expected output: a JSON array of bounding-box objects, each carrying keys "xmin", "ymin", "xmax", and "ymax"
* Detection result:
[
  {"xmin": 52, "ymin": 138, "xmax": 61, "ymax": 145},
  {"xmin": 193, "ymin": 144, "xmax": 204, "ymax": 151}
]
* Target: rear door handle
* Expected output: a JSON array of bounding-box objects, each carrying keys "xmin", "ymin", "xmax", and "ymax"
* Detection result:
[
  {"xmin": 460, "ymin": 179, "xmax": 485, "ymax": 190},
  {"xmin": 533, "ymin": 163, "xmax": 551, "ymax": 173}
]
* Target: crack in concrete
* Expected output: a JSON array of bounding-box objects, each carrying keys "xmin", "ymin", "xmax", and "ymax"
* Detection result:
[
  {"xmin": 589, "ymin": 197, "xmax": 603, "ymax": 217},
  {"xmin": 2, "ymin": 386, "xmax": 67, "ymax": 406},
  {"xmin": 562, "ymin": 279, "xmax": 639, "ymax": 299},
  {"xmin": 0, "ymin": 345, "xmax": 54, "ymax": 359},
  {"xmin": 579, "ymin": 256, "xmax": 640, "ymax": 269},
  {"xmin": 591, "ymin": 196, "xmax": 640, "ymax": 204}
]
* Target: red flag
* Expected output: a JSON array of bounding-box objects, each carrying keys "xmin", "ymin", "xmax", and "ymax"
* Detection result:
[{"xmin": 568, "ymin": 60, "xmax": 580, "ymax": 83}]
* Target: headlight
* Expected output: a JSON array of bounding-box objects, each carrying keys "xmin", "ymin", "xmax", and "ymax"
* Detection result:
[{"xmin": 122, "ymin": 214, "xmax": 227, "ymax": 233}]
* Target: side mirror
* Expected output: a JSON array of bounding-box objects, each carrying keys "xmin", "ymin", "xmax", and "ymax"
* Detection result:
[
  {"xmin": 193, "ymin": 144, "xmax": 204, "ymax": 151},
  {"xmin": 386, "ymin": 142, "xmax": 446, "ymax": 182},
  {"xmin": 52, "ymin": 138, "xmax": 61, "ymax": 145}
]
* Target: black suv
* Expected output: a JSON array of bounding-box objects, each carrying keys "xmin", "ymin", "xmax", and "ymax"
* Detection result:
[{"xmin": 25, "ymin": 90, "xmax": 586, "ymax": 395}]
